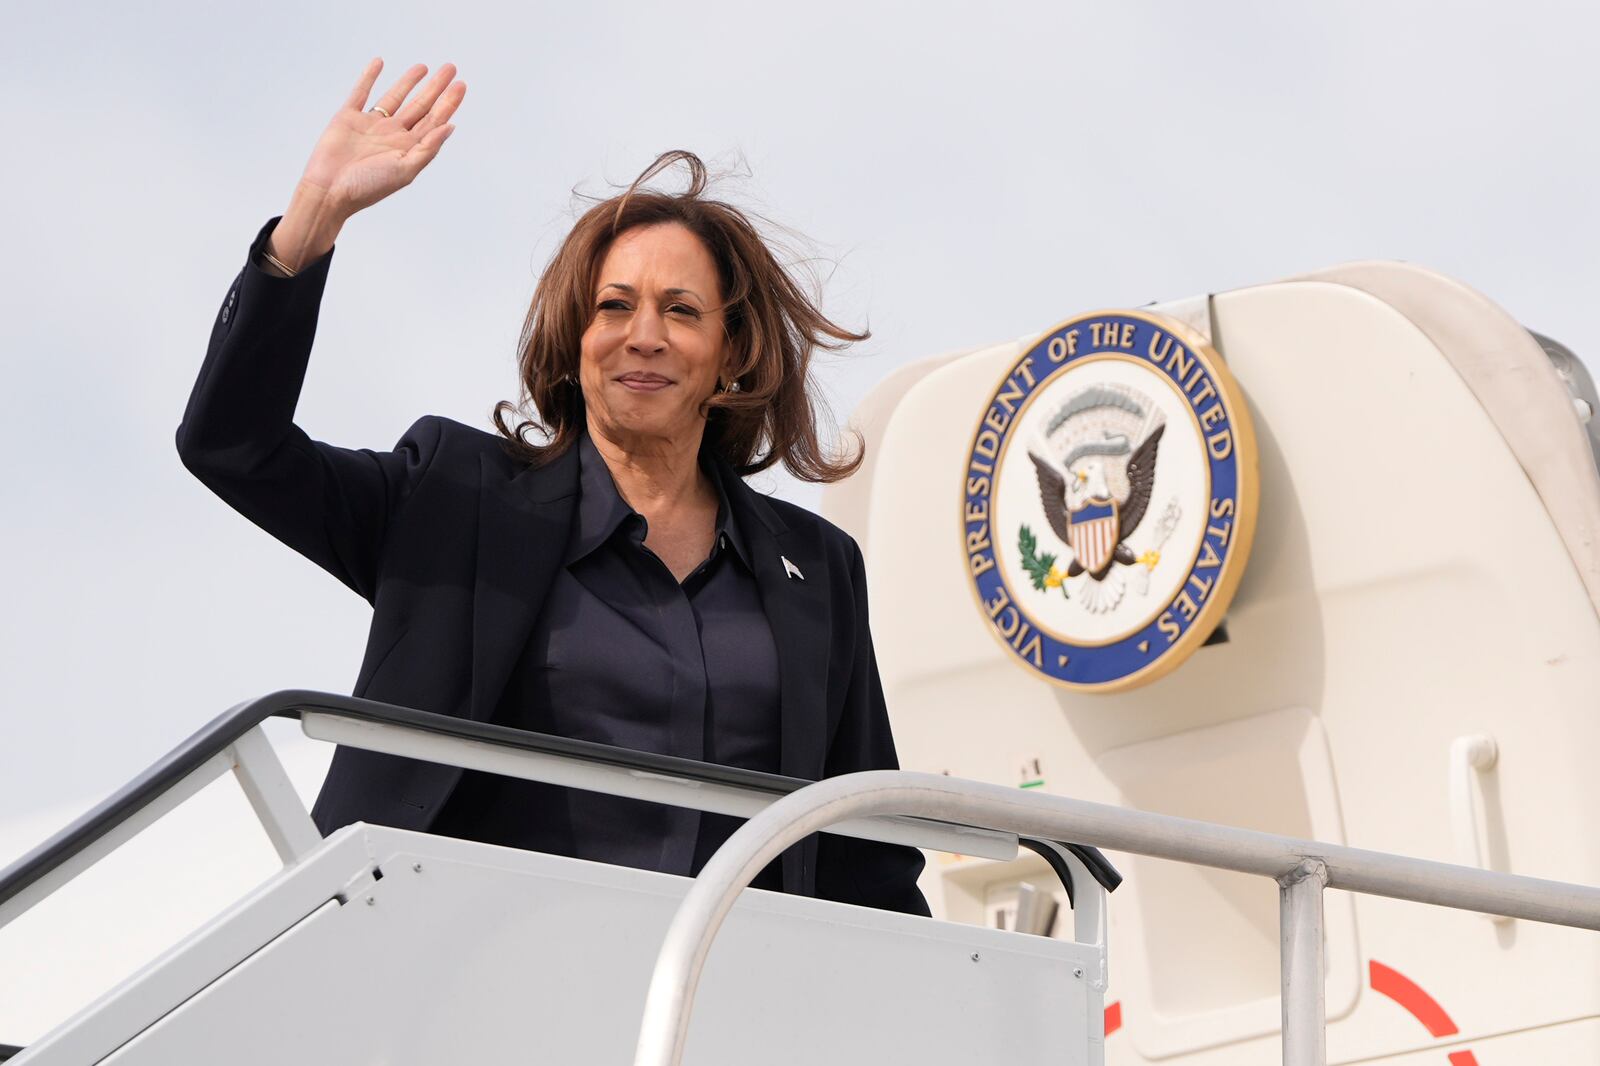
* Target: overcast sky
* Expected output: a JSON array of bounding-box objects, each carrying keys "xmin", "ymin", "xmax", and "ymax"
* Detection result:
[{"xmin": 3, "ymin": 0, "xmax": 1596, "ymax": 860}]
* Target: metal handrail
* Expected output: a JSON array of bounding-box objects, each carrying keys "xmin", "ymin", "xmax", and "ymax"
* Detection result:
[
  {"xmin": 0, "ymin": 690, "xmax": 1117, "ymax": 933},
  {"xmin": 633, "ymin": 769, "xmax": 1600, "ymax": 1066}
]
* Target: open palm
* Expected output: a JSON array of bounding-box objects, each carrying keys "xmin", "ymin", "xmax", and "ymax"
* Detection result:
[{"xmin": 301, "ymin": 59, "xmax": 467, "ymax": 217}]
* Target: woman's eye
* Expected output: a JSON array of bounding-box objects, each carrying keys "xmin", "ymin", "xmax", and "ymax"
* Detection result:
[
  {"xmin": 668, "ymin": 304, "xmax": 699, "ymax": 317},
  {"xmin": 597, "ymin": 299, "xmax": 629, "ymax": 311}
]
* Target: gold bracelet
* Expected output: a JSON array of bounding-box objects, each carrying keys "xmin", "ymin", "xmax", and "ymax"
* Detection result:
[{"xmin": 260, "ymin": 247, "xmax": 298, "ymax": 278}]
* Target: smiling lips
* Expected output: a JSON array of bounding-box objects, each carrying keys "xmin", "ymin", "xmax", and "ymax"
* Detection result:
[{"xmin": 616, "ymin": 371, "xmax": 674, "ymax": 392}]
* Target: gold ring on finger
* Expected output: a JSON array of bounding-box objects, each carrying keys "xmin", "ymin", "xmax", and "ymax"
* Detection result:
[{"xmin": 369, "ymin": 105, "xmax": 391, "ymax": 118}]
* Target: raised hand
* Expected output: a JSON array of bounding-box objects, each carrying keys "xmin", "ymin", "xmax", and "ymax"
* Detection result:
[
  {"xmin": 305, "ymin": 59, "xmax": 465, "ymax": 214},
  {"xmin": 267, "ymin": 59, "xmax": 466, "ymax": 272}
]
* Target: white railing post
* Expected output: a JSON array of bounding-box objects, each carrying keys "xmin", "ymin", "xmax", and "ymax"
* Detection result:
[
  {"xmin": 225, "ymin": 726, "xmax": 322, "ymax": 865},
  {"xmin": 1279, "ymin": 858, "xmax": 1329, "ymax": 1066}
]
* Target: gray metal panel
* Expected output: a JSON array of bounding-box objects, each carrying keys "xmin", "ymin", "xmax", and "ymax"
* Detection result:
[{"xmin": 94, "ymin": 827, "xmax": 1099, "ymax": 1066}]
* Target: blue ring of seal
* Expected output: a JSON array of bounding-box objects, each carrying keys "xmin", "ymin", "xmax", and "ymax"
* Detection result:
[{"xmin": 961, "ymin": 312, "xmax": 1246, "ymax": 689}]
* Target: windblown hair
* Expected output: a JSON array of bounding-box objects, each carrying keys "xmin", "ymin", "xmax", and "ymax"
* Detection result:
[{"xmin": 492, "ymin": 150, "xmax": 866, "ymax": 482}]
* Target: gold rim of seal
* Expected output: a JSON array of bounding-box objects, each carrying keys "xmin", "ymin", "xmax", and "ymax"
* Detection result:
[{"xmin": 957, "ymin": 308, "xmax": 1260, "ymax": 694}]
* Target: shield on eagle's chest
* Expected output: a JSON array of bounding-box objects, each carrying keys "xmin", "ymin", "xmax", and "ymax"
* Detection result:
[{"xmin": 1067, "ymin": 498, "xmax": 1120, "ymax": 575}]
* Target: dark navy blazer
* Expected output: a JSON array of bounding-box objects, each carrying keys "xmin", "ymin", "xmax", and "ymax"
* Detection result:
[{"xmin": 175, "ymin": 218, "xmax": 929, "ymax": 915}]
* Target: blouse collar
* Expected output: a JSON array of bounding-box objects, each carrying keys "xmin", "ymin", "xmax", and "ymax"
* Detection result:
[{"xmin": 566, "ymin": 429, "xmax": 752, "ymax": 570}]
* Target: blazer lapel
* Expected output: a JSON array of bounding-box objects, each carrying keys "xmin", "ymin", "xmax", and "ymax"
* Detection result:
[
  {"xmin": 724, "ymin": 474, "xmax": 832, "ymax": 897},
  {"xmin": 726, "ymin": 478, "xmax": 831, "ymax": 783},
  {"xmin": 469, "ymin": 446, "xmax": 580, "ymax": 723}
]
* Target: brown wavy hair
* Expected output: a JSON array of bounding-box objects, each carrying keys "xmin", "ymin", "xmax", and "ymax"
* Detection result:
[{"xmin": 492, "ymin": 150, "xmax": 866, "ymax": 482}]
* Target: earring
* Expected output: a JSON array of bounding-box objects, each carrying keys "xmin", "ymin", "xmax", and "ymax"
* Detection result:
[{"xmin": 717, "ymin": 377, "xmax": 741, "ymax": 394}]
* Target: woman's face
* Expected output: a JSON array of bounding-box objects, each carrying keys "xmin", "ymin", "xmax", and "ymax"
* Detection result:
[{"xmin": 579, "ymin": 222, "xmax": 728, "ymax": 451}]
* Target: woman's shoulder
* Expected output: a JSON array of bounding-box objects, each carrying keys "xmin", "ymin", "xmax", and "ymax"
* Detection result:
[
  {"xmin": 748, "ymin": 492, "xmax": 865, "ymax": 569},
  {"xmin": 761, "ymin": 494, "xmax": 848, "ymax": 539},
  {"xmin": 397, "ymin": 416, "xmax": 582, "ymax": 502},
  {"xmin": 395, "ymin": 414, "xmax": 523, "ymax": 471}
]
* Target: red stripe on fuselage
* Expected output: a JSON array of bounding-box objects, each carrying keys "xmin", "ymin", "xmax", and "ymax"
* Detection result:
[{"xmin": 1369, "ymin": 960, "xmax": 1459, "ymax": 1037}]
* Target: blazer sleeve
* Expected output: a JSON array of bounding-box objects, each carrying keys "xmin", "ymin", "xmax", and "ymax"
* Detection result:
[
  {"xmin": 175, "ymin": 217, "xmax": 442, "ymax": 604},
  {"xmin": 813, "ymin": 537, "xmax": 932, "ymax": 917}
]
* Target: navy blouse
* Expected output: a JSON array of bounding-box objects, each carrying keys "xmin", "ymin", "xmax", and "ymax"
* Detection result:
[{"xmin": 430, "ymin": 430, "xmax": 785, "ymax": 888}]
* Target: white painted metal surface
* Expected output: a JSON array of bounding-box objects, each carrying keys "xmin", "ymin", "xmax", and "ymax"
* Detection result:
[
  {"xmin": 1, "ymin": 703, "xmax": 1084, "ymax": 1064},
  {"xmin": 224, "ymin": 726, "xmax": 321, "ymax": 865},
  {"xmin": 821, "ymin": 259, "xmax": 1600, "ymax": 1064},
  {"xmin": 631, "ymin": 770, "xmax": 1600, "ymax": 1066},
  {"xmin": 38, "ymin": 825, "xmax": 1095, "ymax": 1066},
  {"xmin": 13, "ymin": 829, "xmax": 379, "ymax": 1066},
  {"xmin": 635, "ymin": 775, "xmax": 1110, "ymax": 1066}
]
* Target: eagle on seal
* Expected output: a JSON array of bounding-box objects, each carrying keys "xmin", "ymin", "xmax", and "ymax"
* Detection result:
[{"xmin": 1027, "ymin": 385, "xmax": 1165, "ymax": 582}]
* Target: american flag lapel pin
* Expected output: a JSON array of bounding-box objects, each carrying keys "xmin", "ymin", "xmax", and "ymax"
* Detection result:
[{"xmin": 781, "ymin": 555, "xmax": 805, "ymax": 581}]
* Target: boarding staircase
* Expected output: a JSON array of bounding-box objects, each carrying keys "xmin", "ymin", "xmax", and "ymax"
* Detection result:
[{"xmin": 1, "ymin": 691, "xmax": 1596, "ymax": 1065}]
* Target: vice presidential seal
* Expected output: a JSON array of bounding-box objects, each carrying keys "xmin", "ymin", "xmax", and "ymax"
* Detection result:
[{"xmin": 961, "ymin": 310, "xmax": 1258, "ymax": 691}]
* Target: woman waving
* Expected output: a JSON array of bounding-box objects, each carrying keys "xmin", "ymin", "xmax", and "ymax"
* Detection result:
[{"xmin": 177, "ymin": 59, "xmax": 927, "ymax": 915}]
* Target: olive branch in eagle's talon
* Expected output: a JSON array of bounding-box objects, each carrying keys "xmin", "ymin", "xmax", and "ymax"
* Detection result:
[{"xmin": 1018, "ymin": 525, "xmax": 1069, "ymax": 599}]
